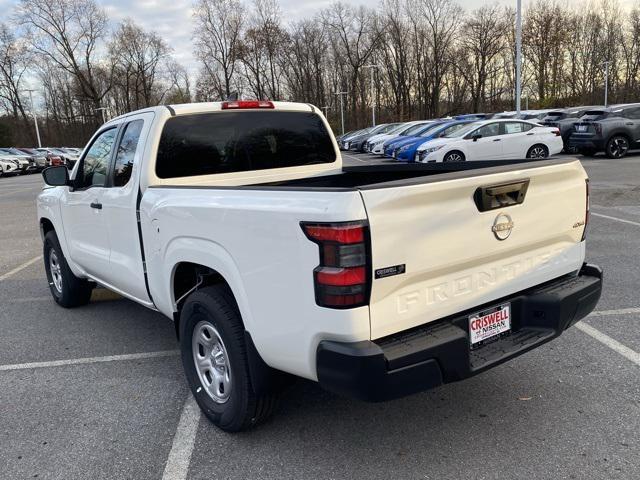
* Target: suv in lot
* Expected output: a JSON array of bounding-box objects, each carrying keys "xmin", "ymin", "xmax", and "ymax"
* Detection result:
[
  {"xmin": 541, "ymin": 107, "xmax": 602, "ymax": 153},
  {"xmin": 570, "ymin": 104, "xmax": 640, "ymax": 158},
  {"xmin": 37, "ymin": 101, "xmax": 601, "ymax": 431}
]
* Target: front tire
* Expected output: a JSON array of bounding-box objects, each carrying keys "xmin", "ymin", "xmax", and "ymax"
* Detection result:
[
  {"xmin": 43, "ymin": 231, "xmax": 93, "ymax": 308},
  {"xmin": 526, "ymin": 144, "xmax": 549, "ymax": 159},
  {"xmin": 443, "ymin": 151, "xmax": 465, "ymax": 162},
  {"xmin": 179, "ymin": 286, "xmax": 280, "ymax": 432},
  {"xmin": 605, "ymin": 136, "xmax": 629, "ymax": 159}
]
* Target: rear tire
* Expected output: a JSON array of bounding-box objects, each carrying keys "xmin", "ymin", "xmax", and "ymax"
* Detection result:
[
  {"xmin": 526, "ymin": 144, "xmax": 549, "ymax": 159},
  {"xmin": 179, "ymin": 285, "xmax": 281, "ymax": 432},
  {"xmin": 605, "ymin": 136, "xmax": 629, "ymax": 159},
  {"xmin": 43, "ymin": 231, "xmax": 93, "ymax": 308},
  {"xmin": 443, "ymin": 151, "xmax": 465, "ymax": 162}
]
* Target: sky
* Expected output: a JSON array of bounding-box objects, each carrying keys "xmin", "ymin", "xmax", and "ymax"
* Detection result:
[{"xmin": 1, "ymin": 0, "xmax": 637, "ymax": 80}]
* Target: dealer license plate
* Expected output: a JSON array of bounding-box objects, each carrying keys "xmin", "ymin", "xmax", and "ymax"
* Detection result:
[{"xmin": 468, "ymin": 303, "xmax": 511, "ymax": 346}]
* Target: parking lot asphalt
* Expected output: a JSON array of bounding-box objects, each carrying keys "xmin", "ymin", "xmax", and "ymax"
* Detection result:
[{"xmin": 1, "ymin": 155, "xmax": 639, "ymax": 480}]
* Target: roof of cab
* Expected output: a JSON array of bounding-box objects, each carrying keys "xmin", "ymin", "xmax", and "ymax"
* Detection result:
[{"xmin": 107, "ymin": 101, "xmax": 318, "ymax": 125}]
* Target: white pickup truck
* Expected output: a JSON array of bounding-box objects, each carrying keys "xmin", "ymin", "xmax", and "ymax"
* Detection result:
[{"xmin": 37, "ymin": 101, "xmax": 602, "ymax": 431}]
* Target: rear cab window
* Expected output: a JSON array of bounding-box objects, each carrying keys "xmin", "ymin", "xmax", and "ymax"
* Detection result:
[{"xmin": 156, "ymin": 111, "xmax": 336, "ymax": 179}]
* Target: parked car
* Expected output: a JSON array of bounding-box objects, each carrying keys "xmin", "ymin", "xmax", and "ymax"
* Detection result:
[
  {"xmin": 519, "ymin": 109, "xmax": 562, "ymax": 121},
  {"xmin": 569, "ymin": 104, "xmax": 640, "ymax": 158},
  {"xmin": 345, "ymin": 123, "xmax": 398, "ymax": 152},
  {"xmin": 541, "ymin": 107, "xmax": 603, "ymax": 153},
  {"xmin": 38, "ymin": 100, "xmax": 601, "ymax": 431},
  {"xmin": 415, "ymin": 119, "xmax": 562, "ymax": 163},
  {"xmin": 383, "ymin": 122, "xmax": 445, "ymax": 157},
  {"xmin": 37, "ymin": 148, "xmax": 73, "ymax": 167},
  {"xmin": 453, "ymin": 114, "xmax": 490, "ymax": 121},
  {"xmin": 391, "ymin": 120, "xmax": 477, "ymax": 162},
  {"xmin": 0, "ymin": 156, "xmax": 21, "ymax": 176},
  {"xmin": 17, "ymin": 148, "xmax": 48, "ymax": 170},
  {"xmin": 368, "ymin": 121, "xmax": 432, "ymax": 155},
  {"xmin": 0, "ymin": 148, "xmax": 37, "ymax": 173},
  {"xmin": 338, "ymin": 129, "xmax": 368, "ymax": 150}
]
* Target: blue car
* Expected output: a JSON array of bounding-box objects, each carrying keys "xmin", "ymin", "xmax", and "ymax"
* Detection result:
[
  {"xmin": 382, "ymin": 122, "xmax": 445, "ymax": 157},
  {"xmin": 392, "ymin": 120, "xmax": 477, "ymax": 162}
]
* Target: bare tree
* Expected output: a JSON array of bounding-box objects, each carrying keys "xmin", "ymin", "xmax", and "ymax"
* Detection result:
[
  {"xmin": 194, "ymin": 0, "xmax": 244, "ymax": 100},
  {"xmin": 110, "ymin": 19, "xmax": 170, "ymax": 113},
  {"xmin": 17, "ymin": 0, "xmax": 112, "ymax": 126}
]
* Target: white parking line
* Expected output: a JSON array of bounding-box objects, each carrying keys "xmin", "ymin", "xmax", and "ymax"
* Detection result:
[
  {"xmin": 162, "ymin": 394, "xmax": 201, "ymax": 480},
  {"xmin": 591, "ymin": 212, "xmax": 640, "ymax": 227},
  {"xmin": 576, "ymin": 322, "xmax": 640, "ymax": 366},
  {"xmin": 0, "ymin": 255, "xmax": 43, "ymax": 281},
  {"xmin": 590, "ymin": 307, "xmax": 640, "ymax": 317},
  {"xmin": 0, "ymin": 350, "xmax": 179, "ymax": 372}
]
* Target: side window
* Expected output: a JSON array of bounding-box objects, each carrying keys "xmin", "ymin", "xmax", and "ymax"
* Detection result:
[
  {"xmin": 77, "ymin": 128, "xmax": 117, "ymax": 189},
  {"xmin": 504, "ymin": 122, "xmax": 524, "ymax": 134},
  {"xmin": 623, "ymin": 108, "xmax": 640, "ymax": 120},
  {"xmin": 503, "ymin": 122, "xmax": 533, "ymax": 134},
  {"xmin": 442, "ymin": 124, "xmax": 466, "ymax": 136},
  {"xmin": 475, "ymin": 123, "xmax": 500, "ymax": 138},
  {"xmin": 113, "ymin": 120, "xmax": 144, "ymax": 187}
]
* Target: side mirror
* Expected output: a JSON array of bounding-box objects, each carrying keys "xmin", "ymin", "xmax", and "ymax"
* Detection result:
[
  {"xmin": 468, "ymin": 133, "xmax": 482, "ymax": 142},
  {"xmin": 42, "ymin": 165, "xmax": 69, "ymax": 186}
]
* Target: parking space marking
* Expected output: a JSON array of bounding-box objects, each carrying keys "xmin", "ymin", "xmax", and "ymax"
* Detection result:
[
  {"xmin": 0, "ymin": 255, "xmax": 43, "ymax": 282},
  {"xmin": 590, "ymin": 307, "xmax": 640, "ymax": 317},
  {"xmin": 576, "ymin": 322, "xmax": 640, "ymax": 366},
  {"xmin": 5, "ymin": 296, "xmax": 51, "ymax": 303},
  {"xmin": 591, "ymin": 212, "xmax": 640, "ymax": 227},
  {"xmin": 0, "ymin": 349, "xmax": 179, "ymax": 372},
  {"xmin": 161, "ymin": 394, "xmax": 201, "ymax": 480}
]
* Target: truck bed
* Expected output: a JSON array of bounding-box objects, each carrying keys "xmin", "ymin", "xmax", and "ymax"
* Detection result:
[{"xmin": 253, "ymin": 159, "xmax": 569, "ymax": 190}]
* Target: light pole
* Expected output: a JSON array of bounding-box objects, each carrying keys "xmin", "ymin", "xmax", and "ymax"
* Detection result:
[
  {"xmin": 95, "ymin": 107, "xmax": 107, "ymax": 124},
  {"xmin": 364, "ymin": 64, "xmax": 380, "ymax": 126},
  {"xmin": 24, "ymin": 89, "xmax": 42, "ymax": 148},
  {"xmin": 515, "ymin": 0, "xmax": 522, "ymax": 115},
  {"xmin": 334, "ymin": 92, "xmax": 347, "ymax": 136},
  {"xmin": 602, "ymin": 61, "xmax": 611, "ymax": 107},
  {"xmin": 321, "ymin": 106, "xmax": 330, "ymax": 119}
]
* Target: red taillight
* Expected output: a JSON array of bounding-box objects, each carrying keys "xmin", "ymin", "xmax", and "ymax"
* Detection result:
[
  {"xmin": 51, "ymin": 156, "xmax": 62, "ymax": 166},
  {"xmin": 302, "ymin": 221, "xmax": 370, "ymax": 308},
  {"xmin": 303, "ymin": 224, "xmax": 364, "ymax": 244},
  {"xmin": 553, "ymin": 128, "xmax": 561, "ymax": 136},
  {"xmin": 221, "ymin": 100, "xmax": 274, "ymax": 110},
  {"xmin": 582, "ymin": 179, "xmax": 590, "ymax": 241}
]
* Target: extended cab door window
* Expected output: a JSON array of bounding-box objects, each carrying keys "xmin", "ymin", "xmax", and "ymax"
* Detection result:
[
  {"xmin": 76, "ymin": 128, "xmax": 117, "ymax": 189},
  {"xmin": 113, "ymin": 120, "xmax": 144, "ymax": 187}
]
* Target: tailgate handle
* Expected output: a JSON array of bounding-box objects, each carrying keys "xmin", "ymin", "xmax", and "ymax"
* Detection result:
[{"xmin": 474, "ymin": 180, "xmax": 530, "ymax": 212}]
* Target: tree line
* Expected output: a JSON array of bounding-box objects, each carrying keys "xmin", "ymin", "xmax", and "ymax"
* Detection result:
[{"xmin": 1, "ymin": 0, "xmax": 638, "ymax": 147}]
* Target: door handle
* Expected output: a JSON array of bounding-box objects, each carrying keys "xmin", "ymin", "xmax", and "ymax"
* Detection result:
[
  {"xmin": 526, "ymin": 132, "xmax": 535, "ymax": 135},
  {"xmin": 90, "ymin": 202, "xmax": 102, "ymax": 210},
  {"xmin": 493, "ymin": 138, "xmax": 501, "ymax": 142},
  {"xmin": 474, "ymin": 180, "xmax": 530, "ymax": 212}
]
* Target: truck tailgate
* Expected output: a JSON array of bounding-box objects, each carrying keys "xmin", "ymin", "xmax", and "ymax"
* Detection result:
[{"xmin": 360, "ymin": 160, "xmax": 588, "ymax": 340}]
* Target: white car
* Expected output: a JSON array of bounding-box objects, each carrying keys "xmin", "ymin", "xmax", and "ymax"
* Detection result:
[
  {"xmin": 416, "ymin": 119, "xmax": 563, "ymax": 163},
  {"xmin": 37, "ymin": 101, "xmax": 601, "ymax": 431},
  {"xmin": 0, "ymin": 157, "xmax": 20, "ymax": 176},
  {"xmin": 366, "ymin": 121, "xmax": 432, "ymax": 154}
]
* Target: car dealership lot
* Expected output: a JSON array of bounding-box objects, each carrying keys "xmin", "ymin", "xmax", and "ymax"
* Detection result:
[{"xmin": 1, "ymin": 156, "xmax": 639, "ymax": 480}]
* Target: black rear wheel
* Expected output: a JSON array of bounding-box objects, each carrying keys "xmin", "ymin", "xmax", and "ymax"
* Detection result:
[
  {"xmin": 180, "ymin": 285, "xmax": 281, "ymax": 432},
  {"xmin": 526, "ymin": 144, "xmax": 549, "ymax": 159},
  {"xmin": 606, "ymin": 136, "xmax": 629, "ymax": 159}
]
